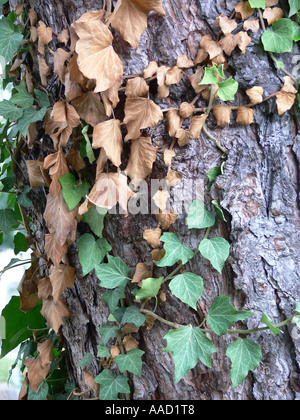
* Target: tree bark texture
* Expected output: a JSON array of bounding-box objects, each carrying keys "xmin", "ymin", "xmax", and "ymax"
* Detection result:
[{"xmin": 13, "ymin": 0, "xmax": 300, "ymax": 400}]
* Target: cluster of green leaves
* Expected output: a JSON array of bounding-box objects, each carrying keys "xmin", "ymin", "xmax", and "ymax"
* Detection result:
[{"xmin": 200, "ymin": 63, "xmax": 239, "ymax": 101}]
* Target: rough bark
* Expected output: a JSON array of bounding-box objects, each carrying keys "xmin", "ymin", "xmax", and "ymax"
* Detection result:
[{"xmin": 14, "ymin": 0, "xmax": 300, "ymax": 400}]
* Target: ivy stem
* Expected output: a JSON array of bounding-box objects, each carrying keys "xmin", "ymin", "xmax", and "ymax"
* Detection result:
[{"xmin": 162, "ymin": 249, "xmax": 200, "ymax": 284}]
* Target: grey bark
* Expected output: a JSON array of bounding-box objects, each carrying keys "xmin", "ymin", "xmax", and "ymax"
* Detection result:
[{"xmin": 15, "ymin": 0, "xmax": 300, "ymax": 400}]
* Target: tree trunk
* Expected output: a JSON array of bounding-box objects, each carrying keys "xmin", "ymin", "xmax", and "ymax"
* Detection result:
[{"xmin": 15, "ymin": 0, "xmax": 300, "ymax": 400}]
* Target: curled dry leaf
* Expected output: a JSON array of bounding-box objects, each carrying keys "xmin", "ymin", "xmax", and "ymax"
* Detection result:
[
  {"xmin": 246, "ymin": 86, "xmax": 264, "ymax": 104},
  {"xmin": 57, "ymin": 29, "xmax": 70, "ymax": 45},
  {"xmin": 156, "ymin": 209, "xmax": 178, "ymax": 230},
  {"xmin": 219, "ymin": 33, "xmax": 238, "ymax": 56},
  {"xmin": 212, "ymin": 105, "xmax": 232, "ymax": 127},
  {"xmin": 125, "ymin": 77, "xmax": 149, "ymax": 98},
  {"xmin": 64, "ymin": 71, "xmax": 83, "ymax": 102},
  {"xmin": 194, "ymin": 48, "xmax": 208, "ymax": 65},
  {"xmin": 151, "ymin": 248, "xmax": 166, "ymax": 262},
  {"xmin": 50, "ymin": 263, "xmax": 75, "ymax": 302},
  {"xmin": 72, "ymin": 92, "xmax": 106, "ymax": 127},
  {"xmin": 123, "ymin": 336, "xmax": 139, "ymax": 351},
  {"xmin": 107, "ymin": 0, "xmax": 166, "ymax": 50},
  {"xmin": 179, "ymin": 102, "xmax": 195, "ymax": 119},
  {"xmin": 165, "ymin": 66, "xmax": 183, "ymax": 86},
  {"xmin": 53, "ymin": 48, "xmax": 71, "ymax": 84},
  {"xmin": 38, "ymin": 277, "xmax": 53, "ymax": 301},
  {"xmin": 236, "ymin": 106, "xmax": 254, "ymax": 125},
  {"xmin": 164, "ymin": 149, "xmax": 175, "ymax": 167},
  {"xmin": 144, "ymin": 61, "xmax": 158, "ymax": 79},
  {"xmin": 176, "ymin": 54, "xmax": 194, "ymax": 69},
  {"xmin": 101, "ymin": 82, "xmax": 122, "ymax": 117},
  {"xmin": 281, "ymin": 76, "xmax": 297, "ymax": 94},
  {"xmin": 132, "ymin": 262, "xmax": 153, "ymax": 284},
  {"xmin": 200, "ymin": 35, "xmax": 223, "ymax": 59},
  {"xmin": 165, "ymin": 170, "xmax": 183, "ymax": 188},
  {"xmin": 28, "ymin": 8, "xmax": 38, "ymax": 26},
  {"xmin": 41, "ymin": 297, "xmax": 72, "ymax": 333},
  {"xmin": 153, "ymin": 189, "xmax": 170, "ymax": 213},
  {"xmin": 44, "ymin": 148, "xmax": 69, "ymax": 197},
  {"xmin": 45, "ymin": 230, "xmax": 68, "ymax": 267},
  {"xmin": 125, "ymin": 137, "xmax": 157, "ymax": 185},
  {"xmin": 124, "ymin": 97, "xmax": 163, "ymax": 141},
  {"xmin": 157, "ymin": 65, "xmax": 171, "ymax": 99},
  {"xmin": 176, "ymin": 128, "xmax": 193, "ymax": 147},
  {"xmin": 75, "ymin": 20, "xmax": 123, "ymax": 92},
  {"xmin": 37, "ymin": 21, "xmax": 54, "ymax": 55},
  {"xmin": 26, "ymin": 159, "xmax": 50, "ymax": 189},
  {"xmin": 215, "ymin": 14, "xmax": 238, "ymax": 35},
  {"xmin": 188, "ymin": 68, "xmax": 205, "ymax": 93},
  {"xmin": 262, "ymin": 7, "xmax": 284, "ymax": 25},
  {"xmin": 234, "ymin": 1, "xmax": 254, "ymax": 20},
  {"xmin": 38, "ymin": 56, "xmax": 51, "ymax": 86},
  {"xmin": 83, "ymin": 370, "xmax": 100, "ymax": 396},
  {"xmin": 80, "ymin": 173, "xmax": 135, "ymax": 214},
  {"xmin": 143, "ymin": 227, "xmax": 162, "ymax": 249},
  {"xmin": 190, "ymin": 114, "xmax": 208, "ymax": 138},
  {"xmin": 44, "ymin": 191, "xmax": 78, "ymax": 246},
  {"xmin": 166, "ymin": 109, "xmax": 181, "ymax": 137},
  {"xmin": 25, "ymin": 340, "xmax": 53, "ymax": 393},
  {"xmin": 235, "ymin": 31, "xmax": 251, "ymax": 54},
  {"xmin": 92, "ymin": 119, "xmax": 123, "ymax": 167},
  {"xmin": 275, "ymin": 91, "xmax": 296, "ymax": 115},
  {"xmin": 18, "ymin": 261, "xmax": 40, "ymax": 313},
  {"xmin": 243, "ymin": 18, "xmax": 260, "ymax": 33}
]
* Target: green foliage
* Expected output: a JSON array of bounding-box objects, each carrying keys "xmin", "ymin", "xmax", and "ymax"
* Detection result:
[
  {"xmin": 0, "ymin": 17, "xmax": 23, "ymax": 62},
  {"xmin": 207, "ymin": 295, "xmax": 253, "ymax": 336},
  {"xmin": 187, "ymin": 200, "xmax": 215, "ymax": 230},
  {"xmin": 98, "ymin": 323, "xmax": 118, "ymax": 346},
  {"xmin": 97, "ymin": 255, "xmax": 130, "ymax": 289},
  {"xmin": 155, "ymin": 233, "xmax": 194, "ymax": 267},
  {"xmin": 136, "ymin": 277, "xmax": 164, "ymax": 300},
  {"xmin": 226, "ymin": 338, "xmax": 262, "ymax": 389},
  {"xmin": 198, "ymin": 237, "xmax": 230, "ymax": 274},
  {"xmin": 114, "ymin": 348, "xmax": 145, "ymax": 376},
  {"xmin": 59, "ymin": 173, "xmax": 90, "ymax": 211},
  {"xmin": 249, "ymin": 0, "xmax": 266, "ymax": 8},
  {"xmin": 261, "ymin": 18, "xmax": 295, "ymax": 53},
  {"xmin": 200, "ymin": 63, "xmax": 238, "ymax": 101},
  {"xmin": 121, "ymin": 306, "xmax": 146, "ymax": 327},
  {"xmin": 164, "ymin": 325, "xmax": 216, "ymax": 384},
  {"xmin": 95, "ymin": 370, "xmax": 130, "ymax": 400},
  {"xmin": 169, "ymin": 273, "xmax": 204, "ymax": 310},
  {"xmin": 77, "ymin": 233, "xmax": 112, "ymax": 276},
  {"xmin": 0, "ymin": 208, "xmax": 18, "ymax": 232},
  {"xmin": 289, "ymin": 0, "xmax": 300, "ymax": 17},
  {"xmin": 82, "ymin": 206, "xmax": 107, "ymax": 237}
]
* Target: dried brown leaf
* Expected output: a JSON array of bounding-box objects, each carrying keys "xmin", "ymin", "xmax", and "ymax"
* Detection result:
[
  {"xmin": 243, "ymin": 18, "xmax": 260, "ymax": 33},
  {"xmin": 92, "ymin": 119, "xmax": 123, "ymax": 167},
  {"xmin": 166, "ymin": 109, "xmax": 181, "ymax": 137},
  {"xmin": 132, "ymin": 262, "xmax": 153, "ymax": 284},
  {"xmin": 234, "ymin": 1, "xmax": 254, "ymax": 20},
  {"xmin": 155, "ymin": 209, "xmax": 178, "ymax": 229},
  {"xmin": 215, "ymin": 14, "xmax": 238, "ymax": 35},
  {"xmin": 143, "ymin": 227, "xmax": 162, "ymax": 248},
  {"xmin": 246, "ymin": 86, "xmax": 264, "ymax": 104},
  {"xmin": 212, "ymin": 104, "xmax": 232, "ymax": 127},
  {"xmin": 200, "ymin": 35, "xmax": 223, "ymax": 59},
  {"xmin": 236, "ymin": 106, "xmax": 254, "ymax": 125},
  {"xmin": 125, "ymin": 77, "xmax": 149, "ymax": 98},
  {"xmin": 144, "ymin": 61, "xmax": 158, "ymax": 79},
  {"xmin": 179, "ymin": 102, "xmax": 195, "ymax": 119},
  {"xmin": 190, "ymin": 114, "xmax": 208, "ymax": 138},
  {"xmin": 176, "ymin": 55, "xmax": 194, "ymax": 69},
  {"xmin": 41, "ymin": 297, "xmax": 72, "ymax": 333},
  {"xmin": 50, "ymin": 263, "xmax": 75, "ymax": 302},
  {"xmin": 126, "ymin": 137, "xmax": 157, "ymax": 184},
  {"xmin": 72, "ymin": 92, "xmax": 106, "ymax": 127},
  {"xmin": 262, "ymin": 7, "xmax": 284, "ymax": 25}
]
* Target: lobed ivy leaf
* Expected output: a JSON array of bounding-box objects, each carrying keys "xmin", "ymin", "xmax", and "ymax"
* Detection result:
[
  {"xmin": 114, "ymin": 348, "xmax": 145, "ymax": 376},
  {"xmin": 261, "ymin": 18, "xmax": 294, "ymax": 54},
  {"xmin": 169, "ymin": 272, "xmax": 204, "ymax": 310},
  {"xmin": 207, "ymin": 295, "xmax": 253, "ymax": 336},
  {"xmin": 199, "ymin": 63, "xmax": 224, "ymax": 85},
  {"xmin": 121, "ymin": 306, "xmax": 146, "ymax": 328},
  {"xmin": 10, "ymin": 84, "xmax": 34, "ymax": 109},
  {"xmin": 198, "ymin": 237, "xmax": 230, "ymax": 274},
  {"xmin": 0, "ymin": 17, "xmax": 23, "ymax": 63},
  {"xmin": 17, "ymin": 107, "xmax": 47, "ymax": 137},
  {"xmin": 13, "ymin": 232, "xmax": 29, "ymax": 254},
  {"xmin": 28, "ymin": 382, "xmax": 49, "ymax": 401},
  {"xmin": 97, "ymin": 344, "xmax": 111, "ymax": 358},
  {"xmin": 102, "ymin": 287, "xmax": 125, "ymax": 313},
  {"xmin": 95, "ymin": 370, "xmax": 130, "ymax": 400},
  {"xmin": 82, "ymin": 206, "xmax": 107, "ymax": 238},
  {"xmin": 77, "ymin": 233, "xmax": 112, "ymax": 276},
  {"xmin": 217, "ymin": 77, "xmax": 239, "ymax": 101},
  {"xmin": 97, "ymin": 255, "xmax": 130, "ymax": 289},
  {"xmin": 0, "ymin": 208, "xmax": 19, "ymax": 233},
  {"xmin": 135, "ymin": 277, "xmax": 164, "ymax": 300},
  {"xmin": 289, "ymin": 0, "xmax": 300, "ymax": 17},
  {"xmin": 77, "ymin": 353, "xmax": 94, "ymax": 368},
  {"xmin": 155, "ymin": 233, "xmax": 194, "ymax": 268},
  {"xmin": 260, "ymin": 311, "xmax": 281, "ymax": 336},
  {"xmin": 164, "ymin": 325, "xmax": 216, "ymax": 384},
  {"xmin": 187, "ymin": 200, "xmax": 215, "ymax": 230},
  {"xmin": 0, "ymin": 99, "xmax": 23, "ymax": 121},
  {"xmin": 59, "ymin": 173, "xmax": 90, "ymax": 211},
  {"xmin": 98, "ymin": 323, "xmax": 118, "ymax": 346},
  {"xmin": 226, "ymin": 338, "xmax": 262, "ymax": 389}
]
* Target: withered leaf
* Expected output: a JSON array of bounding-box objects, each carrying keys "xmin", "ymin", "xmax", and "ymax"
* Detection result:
[
  {"xmin": 164, "ymin": 149, "xmax": 175, "ymax": 167},
  {"xmin": 44, "ymin": 148, "xmax": 69, "ymax": 197},
  {"xmin": 275, "ymin": 91, "xmax": 296, "ymax": 115},
  {"xmin": 143, "ymin": 227, "xmax": 162, "ymax": 249},
  {"xmin": 144, "ymin": 61, "xmax": 158, "ymax": 79},
  {"xmin": 53, "ymin": 48, "xmax": 71, "ymax": 84},
  {"xmin": 132, "ymin": 262, "xmax": 153, "ymax": 284},
  {"xmin": 125, "ymin": 77, "xmax": 149, "ymax": 98},
  {"xmin": 155, "ymin": 209, "xmax": 178, "ymax": 230},
  {"xmin": 176, "ymin": 55, "xmax": 194, "ymax": 69},
  {"xmin": 124, "ymin": 97, "xmax": 163, "ymax": 141},
  {"xmin": 190, "ymin": 114, "xmax": 208, "ymax": 138},
  {"xmin": 72, "ymin": 92, "xmax": 106, "ymax": 127},
  {"xmin": 165, "ymin": 170, "xmax": 183, "ymax": 188},
  {"xmin": 219, "ymin": 33, "xmax": 238, "ymax": 56},
  {"xmin": 125, "ymin": 137, "xmax": 157, "ymax": 185},
  {"xmin": 26, "ymin": 159, "xmax": 49, "ymax": 189},
  {"xmin": 165, "ymin": 66, "xmax": 183, "ymax": 86},
  {"xmin": 179, "ymin": 102, "xmax": 195, "ymax": 119},
  {"xmin": 18, "ymin": 262, "xmax": 40, "ymax": 313},
  {"xmin": 50, "ymin": 263, "xmax": 75, "ymax": 302},
  {"xmin": 107, "ymin": 0, "xmax": 166, "ymax": 50},
  {"xmin": 262, "ymin": 7, "xmax": 284, "ymax": 25},
  {"xmin": 38, "ymin": 277, "xmax": 53, "ymax": 300},
  {"xmin": 175, "ymin": 128, "xmax": 193, "ymax": 147},
  {"xmin": 215, "ymin": 14, "xmax": 238, "ymax": 35},
  {"xmin": 234, "ymin": 1, "xmax": 254, "ymax": 20},
  {"xmin": 236, "ymin": 106, "xmax": 254, "ymax": 125},
  {"xmin": 25, "ymin": 357, "xmax": 50, "ymax": 393},
  {"xmin": 200, "ymin": 35, "xmax": 223, "ymax": 59},
  {"xmin": 166, "ymin": 109, "xmax": 181, "ymax": 137},
  {"xmin": 41, "ymin": 297, "xmax": 72, "ymax": 333},
  {"xmin": 45, "ymin": 231, "xmax": 68, "ymax": 267},
  {"xmin": 37, "ymin": 21, "xmax": 54, "ymax": 55},
  {"xmin": 92, "ymin": 119, "xmax": 123, "ymax": 167},
  {"xmin": 38, "ymin": 56, "xmax": 50, "ymax": 87},
  {"xmin": 243, "ymin": 18, "xmax": 260, "ymax": 33},
  {"xmin": 212, "ymin": 105, "xmax": 232, "ymax": 127},
  {"xmin": 75, "ymin": 20, "xmax": 123, "ymax": 93},
  {"xmin": 246, "ymin": 86, "xmax": 264, "ymax": 104}
]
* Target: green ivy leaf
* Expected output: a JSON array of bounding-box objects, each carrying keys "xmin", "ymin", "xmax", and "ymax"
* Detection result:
[
  {"xmin": 198, "ymin": 237, "xmax": 230, "ymax": 273},
  {"xmin": 248, "ymin": 0, "xmax": 266, "ymax": 8},
  {"xmin": 212, "ymin": 200, "xmax": 227, "ymax": 222},
  {"xmin": 97, "ymin": 344, "xmax": 111, "ymax": 358},
  {"xmin": 217, "ymin": 77, "xmax": 239, "ymax": 101},
  {"xmin": 0, "ymin": 17, "xmax": 23, "ymax": 63},
  {"xmin": 260, "ymin": 311, "xmax": 281, "ymax": 335},
  {"xmin": 226, "ymin": 338, "xmax": 262, "ymax": 389},
  {"xmin": 98, "ymin": 323, "xmax": 118, "ymax": 345},
  {"xmin": 77, "ymin": 353, "xmax": 94, "ymax": 367},
  {"xmin": 207, "ymin": 166, "xmax": 222, "ymax": 190},
  {"xmin": 77, "ymin": 233, "xmax": 111, "ymax": 276},
  {"xmin": 13, "ymin": 232, "xmax": 29, "ymax": 254},
  {"xmin": 207, "ymin": 295, "xmax": 253, "ymax": 336},
  {"xmin": 169, "ymin": 273, "xmax": 204, "ymax": 310},
  {"xmin": 187, "ymin": 200, "xmax": 215, "ymax": 230},
  {"xmin": 121, "ymin": 306, "xmax": 146, "ymax": 327},
  {"xmin": 82, "ymin": 206, "xmax": 107, "ymax": 238},
  {"xmin": 81, "ymin": 125, "xmax": 95, "ymax": 164},
  {"xmin": 155, "ymin": 233, "xmax": 194, "ymax": 268},
  {"xmin": 102, "ymin": 287, "xmax": 125, "ymax": 313},
  {"xmin": 135, "ymin": 277, "xmax": 164, "ymax": 300},
  {"xmin": 34, "ymin": 89, "xmax": 51, "ymax": 108},
  {"xmin": 59, "ymin": 173, "xmax": 90, "ymax": 211},
  {"xmin": 164, "ymin": 325, "xmax": 216, "ymax": 384},
  {"xmin": 199, "ymin": 63, "xmax": 225, "ymax": 85},
  {"xmin": 289, "ymin": 0, "xmax": 300, "ymax": 17},
  {"xmin": 115, "ymin": 348, "xmax": 145, "ymax": 376},
  {"xmin": 95, "ymin": 370, "xmax": 130, "ymax": 400},
  {"xmin": 28, "ymin": 382, "xmax": 49, "ymax": 400},
  {"xmin": 10, "ymin": 84, "xmax": 34, "ymax": 109},
  {"xmin": 97, "ymin": 255, "xmax": 130, "ymax": 289},
  {"xmin": 261, "ymin": 18, "xmax": 294, "ymax": 53},
  {"xmin": 0, "ymin": 208, "xmax": 19, "ymax": 233},
  {"xmin": 17, "ymin": 107, "xmax": 47, "ymax": 137},
  {"xmin": 0, "ymin": 99, "xmax": 23, "ymax": 121}
]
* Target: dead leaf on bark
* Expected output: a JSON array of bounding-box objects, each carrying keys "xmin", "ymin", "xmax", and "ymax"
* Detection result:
[
  {"xmin": 190, "ymin": 114, "xmax": 208, "ymax": 138},
  {"xmin": 72, "ymin": 92, "xmax": 106, "ymax": 127},
  {"xmin": 236, "ymin": 106, "xmax": 254, "ymax": 125},
  {"xmin": 157, "ymin": 65, "xmax": 171, "ymax": 99},
  {"xmin": 37, "ymin": 21, "xmax": 54, "ymax": 55},
  {"xmin": 41, "ymin": 297, "xmax": 72, "ymax": 333},
  {"xmin": 155, "ymin": 209, "xmax": 178, "ymax": 229},
  {"xmin": 165, "ymin": 170, "xmax": 183, "ymax": 188},
  {"xmin": 75, "ymin": 20, "xmax": 123, "ymax": 92},
  {"xmin": 44, "ymin": 148, "xmax": 69, "ymax": 197},
  {"xmin": 123, "ymin": 335, "xmax": 139, "ymax": 351},
  {"xmin": 38, "ymin": 277, "xmax": 53, "ymax": 300},
  {"xmin": 107, "ymin": 0, "xmax": 166, "ymax": 50},
  {"xmin": 194, "ymin": 48, "xmax": 208, "ymax": 65},
  {"xmin": 38, "ymin": 56, "xmax": 50, "ymax": 86},
  {"xmin": 179, "ymin": 102, "xmax": 195, "ymax": 119},
  {"xmin": 262, "ymin": 7, "xmax": 284, "ymax": 25},
  {"xmin": 275, "ymin": 91, "xmax": 296, "ymax": 115},
  {"xmin": 176, "ymin": 55, "xmax": 194, "ymax": 69},
  {"xmin": 200, "ymin": 35, "xmax": 223, "ymax": 59},
  {"xmin": 153, "ymin": 189, "xmax": 170, "ymax": 213},
  {"xmin": 50, "ymin": 263, "xmax": 75, "ymax": 302},
  {"xmin": 188, "ymin": 68, "xmax": 205, "ymax": 93},
  {"xmin": 132, "ymin": 262, "xmax": 153, "ymax": 284},
  {"xmin": 143, "ymin": 227, "xmax": 162, "ymax": 249},
  {"xmin": 53, "ymin": 48, "xmax": 71, "ymax": 84},
  {"xmin": 212, "ymin": 104, "xmax": 232, "ymax": 127},
  {"xmin": 125, "ymin": 77, "xmax": 149, "ymax": 98},
  {"xmin": 165, "ymin": 66, "xmax": 183, "ymax": 86},
  {"xmin": 281, "ymin": 76, "xmax": 297, "ymax": 94},
  {"xmin": 124, "ymin": 97, "xmax": 163, "ymax": 141},
  {"xmin": 235, "ymin": 31, "xmax": 251, "ymax": 54},
  {"xmin": 243, "ymin": 18, "xmax": 260, "ymax": 33},
  {"xmin": 166, "ymin": 109, "xmax": 181, "ymax": 137},
  {"xmin": 144, "ymin": 61, "xmax": 158, "ymax": 79},
  {"xmin": 234, "ymin": 1, "xmax": 254, "ymax": 20},
  {"xmin": 45, "ymin": 230, "xmax": 69, "ymax": 267},
  {"xmin": 219, "ymin": 33, "xmax": 239, "ymax": 56},
  {"xmin": 25, "ymin": 357, "xmax": 50, "ymax": 393},
  {"xmin": 125, "ymin": 137, "xmax": 157, "ymax": 185},
  {"xmin": 18, "ymin": 262, "xmax": 40, "ymax": 313},
  {"xmin": 246, "ymin": 86, "xmax": 264, "ymax": 104},
  {"xmin": 92, "ymin": 119, "xmax": 123, "ymax": 167},
  {"xmin": 26, "ymin": 159, "xmax": 50, "ymax": 189},
  {"xmin": 164, "ymin": 149, "xmax": 175, "ymax": 167},
  {"xmin": 215, "ymin": 14, "xmax": 237, "ymax": 35},
  {"xmin": 175, "ymin": 128, "xmax": 193, "ymax": 147},
  {"xmin": 57, "ymin": 29, "xmax": 70, "ymax": 45}
]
